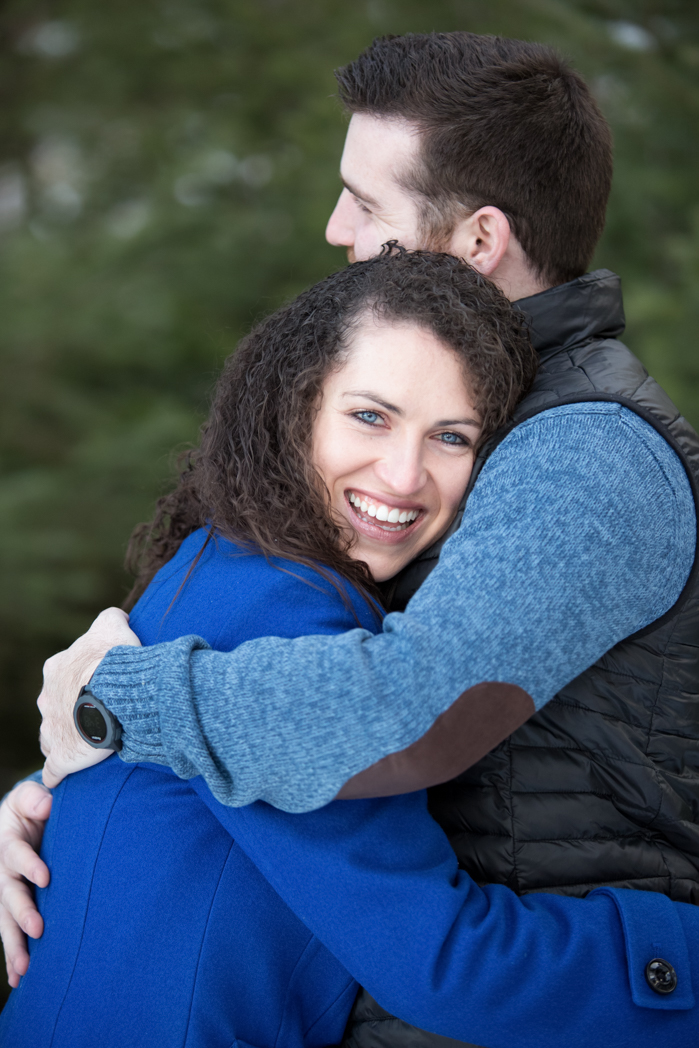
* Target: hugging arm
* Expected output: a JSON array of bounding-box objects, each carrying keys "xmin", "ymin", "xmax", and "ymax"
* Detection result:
[
  {"xmin": 195, "ymin": 786, "xmax": 699, "ymax": 1048},
  {"xmin": 2, "ymin": 405, "xmax": 696, "ymax": 1015},
  {"xmin": 2, "ymin": 407, "xmax": 694, "ymax": 957},
  {"xmin": 89, "ymin": 405, "xmax": 695, "ymax": 810}
]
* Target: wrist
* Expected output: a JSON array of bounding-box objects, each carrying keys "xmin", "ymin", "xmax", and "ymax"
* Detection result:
[{"xmin": 89, "ymin": 644, "xmax": 166, "ymax": 763}]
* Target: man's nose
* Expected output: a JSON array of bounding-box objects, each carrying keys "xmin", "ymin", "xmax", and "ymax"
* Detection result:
[
  {"xmin": 374, "ymin": 440, "xmax": 427, "ymax": 497},
  {"xmin": 325, "ymin": 189, "xmax": 356, "ymax": 248}
]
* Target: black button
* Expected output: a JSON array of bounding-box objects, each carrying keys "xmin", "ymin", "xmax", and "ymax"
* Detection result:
[{"xmin": 645, "ymin": 958, "xmax": 678, "ymax": 995}]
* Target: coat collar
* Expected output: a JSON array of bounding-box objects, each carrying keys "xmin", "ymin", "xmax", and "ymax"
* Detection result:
[{"xmin": 514, "ymin": 269, "xmax": 626, "ymax": 359}]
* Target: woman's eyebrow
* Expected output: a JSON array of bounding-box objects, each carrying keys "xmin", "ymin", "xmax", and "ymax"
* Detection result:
[
  {"xmin": 436, "ymin": 417, "xmax": 481, "ymax": 428},
  {"xmin": 342, "ymin": 391, "xmax": 402, "ymax": 415},
  {"xmin": 342, "ymin": 394, "xmax": 481, "ymax": 428}
]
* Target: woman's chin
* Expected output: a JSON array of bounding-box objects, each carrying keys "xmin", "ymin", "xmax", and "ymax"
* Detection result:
[
  {"xmin": 355, "ymin": 542, "xmax": 425, "ymax": 583},
  {"xmin": 341, "ymin": 506, "xmax": 447, "ymax": 582}
]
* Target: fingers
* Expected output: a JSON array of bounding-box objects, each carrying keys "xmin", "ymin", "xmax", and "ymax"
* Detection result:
[
  {"xmin": 0, "ymin": 886, "xmax": 42, "ymax": 984},
  {"xmin": 28, "ymin": 788, "xmax": 53, "ymax": 822},
  {"xmin": 88, "ymin": 607, "xmax": 141, "ymax": 649},
  {"xmin": 41, "ymin": 757, "xmax": 65, "ymax": 790},
  {"xmin": 0, "ymin": 904, "xmax": 30, "ymax": 987},
  {"xmin": 9, "ymin": 780, "xmax": 52, "ymax": 823},
  {"xmin": 0, "ymin": 782, "xmax": 52, "ymax": 874},
  {"xmin": 38, "ymin": 722, "xmax": 52, "ymax": 761},
  {"xmin": 1, "ymin": 835, "xmax": 49, "ymax": 892},
  {"xmin": 0, "ymin": 782, "xmax": 51, "ymax": 987},
  {"xmin": 42, "ymin": 745, "xmax": 110, "ymax": 789},
  {"xmin": 0, "ymin": 874, "xmax": 45, "ymax": 939},
  {"xmin": 90, "ymin": 606, "xmax": 131, "ymax": 632},
  {"xmin": 0, "ymin": 784, "xmax": 50, "ymax": 970}
]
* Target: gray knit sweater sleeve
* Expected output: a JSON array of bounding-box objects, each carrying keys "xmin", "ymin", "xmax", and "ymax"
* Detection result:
[{"xmin": 92, "ymin": 404, "xmax": 696, "ymax": 811}]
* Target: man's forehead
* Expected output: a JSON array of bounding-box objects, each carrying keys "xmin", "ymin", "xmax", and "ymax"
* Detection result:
[{"xmin": 340, "ymin": 113, "xmax": 421, "ymax": 198}]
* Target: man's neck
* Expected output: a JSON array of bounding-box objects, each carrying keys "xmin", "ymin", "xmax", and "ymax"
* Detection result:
[{"xmin": 490, "ymin": 244, "xmax": 551, "ymax": 303}]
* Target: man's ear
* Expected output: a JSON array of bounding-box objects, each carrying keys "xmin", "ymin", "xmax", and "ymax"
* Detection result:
[{"xmin": 447, "ymin": 206, "xmax": 511, "ymax": 276}]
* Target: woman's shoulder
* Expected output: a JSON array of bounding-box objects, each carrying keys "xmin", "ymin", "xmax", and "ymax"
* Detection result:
[{"xmin": 130, "ymin": 528, "xmax": 381, "ymax": 651}]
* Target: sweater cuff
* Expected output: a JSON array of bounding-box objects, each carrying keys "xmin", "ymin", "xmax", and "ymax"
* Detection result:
[{"xmin": 90, "ymin": 645, "xmax": 168, "ymax": 764}]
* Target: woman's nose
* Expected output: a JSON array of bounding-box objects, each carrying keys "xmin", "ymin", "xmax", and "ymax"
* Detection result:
[
  {"xmin": 374, "ymin": 441, "xmax": 427, "ymax": 497},
  {"xmin": 325, "ymin": 189, "xmax": 356, "ymax": 248}
]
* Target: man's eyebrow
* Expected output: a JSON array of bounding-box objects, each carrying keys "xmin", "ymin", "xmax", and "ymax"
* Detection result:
[
  {"xmin": 342, "ymin": 391, "xmax": 402, "ymax": 415},
  {"xmin": 341, "ymin": 176, "xmax": 381, "ymax": 210}
]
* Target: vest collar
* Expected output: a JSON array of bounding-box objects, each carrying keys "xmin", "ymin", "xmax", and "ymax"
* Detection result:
[{"xmin": 514, "ymin": 269, "xmax": 626, "ymax": 359}]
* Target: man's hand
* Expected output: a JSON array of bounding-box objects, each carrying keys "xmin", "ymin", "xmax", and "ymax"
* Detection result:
[
  {"xmin": 38, "ymin": 608, "xmax": 141, "ymax": 789},
  {"xmin": 0, "ymin": 780, "xmax": 52, "ymax": 987}
]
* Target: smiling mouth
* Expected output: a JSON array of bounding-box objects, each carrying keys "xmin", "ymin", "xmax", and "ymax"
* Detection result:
[{"xmin": 347, "ymin": 491, "xmax": 422, "ymax": 533}]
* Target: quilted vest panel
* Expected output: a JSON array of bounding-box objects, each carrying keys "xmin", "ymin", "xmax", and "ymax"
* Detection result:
[{"xmin": 341, "ymin": 991, "xmax": 483, "ymax": 1048}]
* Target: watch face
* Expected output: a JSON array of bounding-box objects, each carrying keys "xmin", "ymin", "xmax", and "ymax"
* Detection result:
[{"xmin": 77, "ymin": 702, "xmax": 108, "ymax": 743}]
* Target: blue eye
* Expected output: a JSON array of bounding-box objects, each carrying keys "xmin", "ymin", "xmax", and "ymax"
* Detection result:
[
  {"xmin": 355, "ymin": 410, "xmax": 381, "ymax": 425},
  {"xmin": 438, "ymin": 432, "xmax": 467, "ymax": 446}
]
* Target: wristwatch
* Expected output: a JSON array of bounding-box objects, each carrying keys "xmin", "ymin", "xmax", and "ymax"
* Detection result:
[{"xmin": 73, "ymin": 686, "xmax": 123, "ymax": 751}]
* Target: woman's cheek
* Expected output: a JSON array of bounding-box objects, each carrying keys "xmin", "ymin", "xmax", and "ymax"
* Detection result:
[{"xmin": 440, "ymin": 454, "xmax": 476, "ymax": 511}]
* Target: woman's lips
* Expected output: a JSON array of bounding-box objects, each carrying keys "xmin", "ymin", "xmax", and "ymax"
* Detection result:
[{"xmin": 344, "ymin": 490, "xmax": 424, "ymax": 544}]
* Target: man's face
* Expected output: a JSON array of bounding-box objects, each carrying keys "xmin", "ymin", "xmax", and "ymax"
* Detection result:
[{"xmin": 326, "ymin": 114, "xmax": 425, "ymax": 261}]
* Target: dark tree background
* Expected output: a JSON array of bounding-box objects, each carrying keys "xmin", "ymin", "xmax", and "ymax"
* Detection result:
[{"xmin": 0, "ymin": 0, "xmax": 698, "ymax": 996}]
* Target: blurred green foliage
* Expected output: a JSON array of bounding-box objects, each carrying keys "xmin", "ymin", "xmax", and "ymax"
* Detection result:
[{"xmin": 0, "ymin": 0, "xmax": 698, "ymax": 794}]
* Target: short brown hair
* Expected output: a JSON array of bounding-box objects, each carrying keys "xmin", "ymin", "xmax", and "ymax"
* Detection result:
[{"xmin": 336, "ymin": 33, "xmax": 613, "ymax": 287}]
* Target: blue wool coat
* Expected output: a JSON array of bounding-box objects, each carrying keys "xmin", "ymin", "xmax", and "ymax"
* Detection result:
[{"xmin": 2, "ymin": 529, "xmax": 698, "ymax": 1048}]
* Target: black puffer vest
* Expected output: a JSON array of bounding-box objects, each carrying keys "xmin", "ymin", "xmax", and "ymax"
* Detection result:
[{"xmin": 342, "ymin": 270, "xmax": 699, "ymax": 1048}]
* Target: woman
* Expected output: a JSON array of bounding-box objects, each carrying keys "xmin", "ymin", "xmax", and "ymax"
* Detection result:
[{"xmin": 0, "ymin": 249, "xmax": 536, "ymax": 1047}]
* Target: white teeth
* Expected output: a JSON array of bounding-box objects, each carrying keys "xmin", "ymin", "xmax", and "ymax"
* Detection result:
[{"xmin": 348, "ymin": 492, "xmax": 420, "ymax": 527}]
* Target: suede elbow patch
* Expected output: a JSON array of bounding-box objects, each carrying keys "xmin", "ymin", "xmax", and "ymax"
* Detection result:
[{"xmin": 337, "ymin": 682, "xmax": 534, "ymax": 799}]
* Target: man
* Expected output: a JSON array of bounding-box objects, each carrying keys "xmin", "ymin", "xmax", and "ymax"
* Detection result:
[{"xmin": 2, "ymin": 32, "xmax": 698, "ymax": 1047}]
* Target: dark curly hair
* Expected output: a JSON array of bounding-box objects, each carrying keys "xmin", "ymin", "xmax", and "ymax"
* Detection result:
[{"xmin": 125, "ymin": 247, "xmax": 537, "ymax": 608}]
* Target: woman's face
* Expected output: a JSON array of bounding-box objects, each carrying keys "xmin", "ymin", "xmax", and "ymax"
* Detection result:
[{"xmin": 312, "ymin": 316, "xmax": 482, "ymax": 582}]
